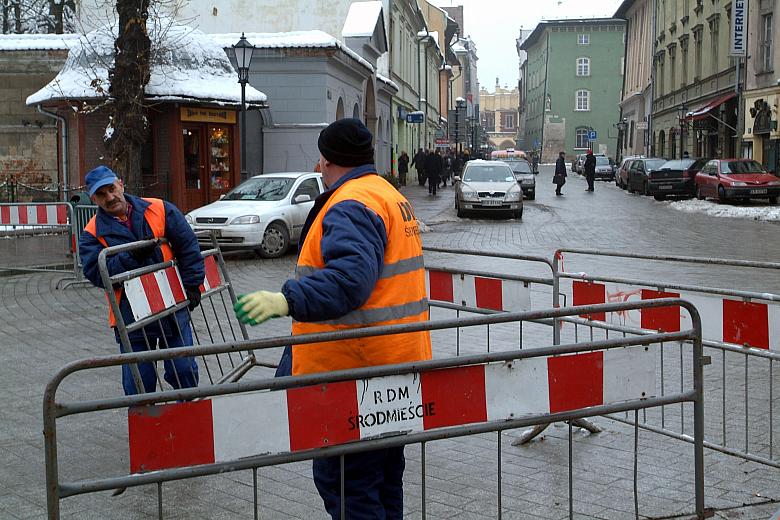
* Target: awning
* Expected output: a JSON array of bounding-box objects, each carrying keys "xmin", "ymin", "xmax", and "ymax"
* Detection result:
[{"xmin": 685, "ymin": 92, "xmax": 737, "ymax": 121}]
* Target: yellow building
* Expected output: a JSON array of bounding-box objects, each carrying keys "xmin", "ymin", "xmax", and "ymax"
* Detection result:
[{"xmin": 479, "ymin": 80, "xmax": 520, "ymax": 150}]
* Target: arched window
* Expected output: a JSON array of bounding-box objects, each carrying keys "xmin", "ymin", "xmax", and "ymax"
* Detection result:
[
  {"xmin": 575, "ymin": 90, "xmax": 590, "ymax": 111},
  {"xmin": 576, "ymin": 57, "xmax": 590, "ymax": 76},
  {"xmin": 575, "ymin": 127, "xmax": 589, "ymax": 149},
  {"xmin": 336, "ymin": 98, "xmax": 344, "ymax": 120},
  {"xmin": 353, "ymin": 103, "xmax": 360, "ymax": 119}
]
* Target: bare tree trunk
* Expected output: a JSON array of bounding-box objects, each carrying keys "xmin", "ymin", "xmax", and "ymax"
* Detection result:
[
  {"xmin": 2, "ymin": 0, "xmax": 9, "ymax": 34},
  {"xmin": 13, "ymin": 0, "xmax": 20, "ymax": 33},
  {"xmin": 107, "ymin": 0, "xmax": 151, "ymax": 193}
]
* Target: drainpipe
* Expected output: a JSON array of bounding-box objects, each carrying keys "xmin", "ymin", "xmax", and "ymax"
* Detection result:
[
  {"xmin": 37, "ymin": 105, "xmax": 68, "ymax": 202},
  {"xmin": 648, "ymin": 0, "xmax": 657, "ymax": 157}
]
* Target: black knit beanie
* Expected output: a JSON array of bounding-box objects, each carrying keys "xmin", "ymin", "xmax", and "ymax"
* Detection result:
[{"xmin": 317, "ymin": 118, "xmax": 375, "ymax": 167}]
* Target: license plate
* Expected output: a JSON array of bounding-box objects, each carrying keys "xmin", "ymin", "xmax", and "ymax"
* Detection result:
[
  {"xmin": 750, "ymin": 189, "xmax": 767, "ymax": 195},
  {"xmin": 659, "ymin": 185, "xmax": 673, "ymax": 190},
  {"xmin": 481, "ymin": 199, "xmax": 502, "ymax": 206}
]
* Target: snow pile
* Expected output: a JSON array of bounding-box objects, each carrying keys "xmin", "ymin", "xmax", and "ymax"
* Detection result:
[
  {"xmin": 341, "ymin": 1, "xmax": 383, "ymax": 38},
  {"xmin": 0, "ymin": 33, "xmax": 79, "ymax": 51},
  {"xmin": 211, "ymin": 31, "xmax": 374, "ymax": 73},
  {"xmin": 668, "ymin": 199, "xmax": 780, "ymax": 222},
  {"xmin": 27, "ymin": 17, "xmax": 267, "ymax": 106}
]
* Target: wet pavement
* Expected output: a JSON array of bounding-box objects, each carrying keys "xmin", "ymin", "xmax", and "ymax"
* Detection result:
[{"xmin": 1, "ymin": 164, "xmax": 779, "ymax": 519}]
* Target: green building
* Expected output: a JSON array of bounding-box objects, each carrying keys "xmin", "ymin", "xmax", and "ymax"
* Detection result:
[{"xmin": 520, "ymin": 18, "xmax": 626, "ymax": 162}]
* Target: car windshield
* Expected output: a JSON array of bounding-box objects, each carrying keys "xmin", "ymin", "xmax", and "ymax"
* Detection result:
[
  {"xmin": 510, "ymin": 161, "xmax": 532, "ymax": 174},
  {"xmin": 722, "ymin": 160, "xmax": 766, "ymax": 174},
  {"xmin": 463, "ymin": 164, "xmax": 515, "ymax": 182},
  {"xmin": 223, "ymin": 178, "xmax": 295, "ymax": 201},
  {"xmin": 660, "ymin": 159, "xmax": 694, "ymax": 170},
  {"xmin": 595, "ymin": 157, "xmax": 610, "ymax": 166},
  {"xmin": 645, "ymin": 159, "xmax": 667, "ymax": 171}
]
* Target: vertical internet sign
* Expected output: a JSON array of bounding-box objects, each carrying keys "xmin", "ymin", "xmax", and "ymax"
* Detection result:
[{"xmin": 730, "ymin": 0, "xmax": 748, "ymax": 57}]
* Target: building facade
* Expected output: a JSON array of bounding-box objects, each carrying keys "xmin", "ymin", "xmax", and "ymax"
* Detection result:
[
  {"xmin": 479, "ymin": 80, "xmax": 520, "ymax": 149},
  {"xmin": 742, "ymin": 0, "xmax": 779, "ymax": 173},
  {"xmin": 521, "ymin": 18, "xmax": 626, "ymax": 162},
  {"xmin": 451, "ymin": 36, "xmax": 480, "ymax": 152},
  {"xmin": 515, "ymin": 29, "xmax": 533, "ymax": 151},
  {"xmin": 650, "ymin": 0, "xmax": 739, "ymax": 160},
  {"xmin": 615, "ymin": 0, "xmax": 653, "ymax": 158}
]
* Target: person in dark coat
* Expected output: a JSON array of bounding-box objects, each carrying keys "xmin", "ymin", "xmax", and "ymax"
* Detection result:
[
  {"xmin": 441, "ymin": 151, "xmax": 453, "ymax": 188},
  {"xmin": 583, "ymin": 149, "xmax": 596, "ymax": 191},
  {"xmin": 531, "ymin": 152, "xmax": 539, "ymax": 174},
  {"xmin": 553, "ymin": 151, "xmax": 567, "ymax": 196},
  {"xmin": 398, "ymin": 151, "xmax": 409, "ymax": 186},
  {"xmin": 411, "ymin": 148, "xmax": 426, "ymax": 186},
  {"xmin": 425, "ymin": 149, "xmax": 443, "ymax": 195}
]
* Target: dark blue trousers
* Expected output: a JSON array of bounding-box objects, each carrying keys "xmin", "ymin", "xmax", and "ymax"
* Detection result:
[
  {"xmin": 275, "ymin": 346, "xmax": 406, "ymax": 519},
  {"xmin": 121, "ymin": 321, "xmax": 198, "ymax": 395}
]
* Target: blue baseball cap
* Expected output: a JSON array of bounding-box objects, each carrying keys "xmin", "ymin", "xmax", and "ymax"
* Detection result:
[{"xmin": 85, "ymin": 166, "xmax": 119, "ymax": 196}]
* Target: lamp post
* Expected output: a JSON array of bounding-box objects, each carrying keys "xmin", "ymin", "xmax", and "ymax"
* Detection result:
[
  {"xmin": 233, "ymin": 33, "xmax": 254, "ymax": 181},
  {"xmin": 676, "ymin": 103, "xmax": 688, "ymax": 159},
  {"xmin": 455, "ymin": 97, "xmax": 466, "ymax": 155}
]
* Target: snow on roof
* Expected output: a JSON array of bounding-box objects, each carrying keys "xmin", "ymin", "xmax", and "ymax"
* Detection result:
[
  {"xmin": 376, "ymin": 72, "xmax": 398, "ymax": 91},
  {"xmin": 211, "ymin": 30, "xmax": 374, "ymax": 73},
  {"xmin": 27, "ymin": 19, "xmax": 267, "ymax": 106},
  {"xmin": 0, "ymin": 33, "xmax": 80, "ymax": 51},
  {"xmin": 341, "ymin": 1, "xmax": 383, "ymax": 38}
]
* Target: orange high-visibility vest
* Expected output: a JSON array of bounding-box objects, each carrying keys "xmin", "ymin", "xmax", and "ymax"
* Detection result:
[
  {"xmin": 291, "ymin": 174, "xmax": 431, "ymax": 375},
  {"xmin": 84, "ymin": 198, "xmax": 174, "ymax": 327}
]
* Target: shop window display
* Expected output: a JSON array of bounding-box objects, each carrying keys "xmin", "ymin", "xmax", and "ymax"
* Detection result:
[{"xmin": 210, "ymin": 126, "xmax": 232, "ymax": 190}]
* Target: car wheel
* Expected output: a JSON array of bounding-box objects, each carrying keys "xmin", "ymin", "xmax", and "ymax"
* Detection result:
[
  {"xmin": 654, "ymin": 194, "xmax": 666, "ymax": 201},
  {"xmin": 627, "ymin": 180, "xmax": 634, "ymax": 193},
  {"xmin": 696, "ymin": 186, "xmax": 705, "ymax": 200},
  {"xmin": 256, "ymin": 222, "xmax": 289, "ymax": 259},
  {"xmin": 526, "ymin": 192, "xmax": 535, "ymax": 201},
  {"xmin": 643, "ymin": 181, "xmax": 651, "ymax": 196},
  {"xmin": 456, "ymin": 201, "xmax": 465, "ymax": 218},
  {"xmin": 513, "ymin": 208, "xmax": 523, "ymax": 220},
  {"xmin": 717, "ymin": 185, "xmax": 728, "ymax": 204},
  {"xmin": 769, "ymin": 196, "xmax": 778, "ymax": 205}
]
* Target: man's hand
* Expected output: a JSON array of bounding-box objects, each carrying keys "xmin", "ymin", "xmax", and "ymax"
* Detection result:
[
  {"xmin": 234, "ymin": 291, "xmax": 289, "ymax": 325},
  {"xmin": 185, "ymin": 285, "xmax": 202, "ymax": 311},
  {"xmin": 130, "ymin": 239, "xmax": 158, "ymax": 262}
]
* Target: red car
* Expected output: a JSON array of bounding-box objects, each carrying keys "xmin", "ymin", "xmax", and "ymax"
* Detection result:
[{"xmin": 695, "ymin": 159, "xmax": 780, "ymax": 204}]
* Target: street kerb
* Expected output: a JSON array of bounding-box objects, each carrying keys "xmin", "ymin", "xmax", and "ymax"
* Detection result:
[
  {"xmin": 553, "ymin": 247, "xmax": 780, "ymax": 470},
  {"xmin": 42, "ymin": 299, "xmax": 707, "ymax": 519},
  {"xmin": 0, "ymin": 201, "xmax": 85, "ymax": 284}
]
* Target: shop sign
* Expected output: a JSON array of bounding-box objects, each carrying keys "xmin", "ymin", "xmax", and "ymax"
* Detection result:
[
  {"xmin": 180, "ymin": 107, "xmax": 237, "ymax": 124},
  {"xmin": 730, "ymin": 0, "xmax": 748, "ymax": 57}
]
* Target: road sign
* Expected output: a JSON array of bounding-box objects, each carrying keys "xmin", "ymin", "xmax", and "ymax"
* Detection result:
[
  {"xmin": 588, "ymin": 130, "xmax": 597, "ymax": 141},
  {"xmin": 406, "ymin": 111, "xmax": 425, "ymax": 124},
  {"xmin": 635, "ymin": 121, "xmax": 648, "ymax": 130}
]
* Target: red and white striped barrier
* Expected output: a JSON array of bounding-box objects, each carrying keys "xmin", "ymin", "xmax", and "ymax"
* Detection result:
[
  {"xmin": 199, "ymin": 255, "xmax": 222, "ymax": 293},
  {"xmin": 128, "ymin": 346, "xmax": 655, "ymax": 473},
  {"xmin": 426, "ymin": 269, "xmax": 531, "ymax": 312},
  {"xmin": 0, "ymin": 203, "xmax": 68, "ymax": 226},
  {"xmin": 565, "ymin": 279, "xmax": 780, "ymax": 351},
  {"xmin": 124, "ymin": 266, "xmax": 187, "ymax": 321}
]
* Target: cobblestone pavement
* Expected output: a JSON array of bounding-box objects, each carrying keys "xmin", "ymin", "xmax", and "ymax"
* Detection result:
[{"xmin": 1, "ymin": 165, "xmax": 779, "ymax": 519}]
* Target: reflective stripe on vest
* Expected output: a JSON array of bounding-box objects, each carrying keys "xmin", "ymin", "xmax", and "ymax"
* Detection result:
[
  {"xmin": 84, "ymin": 198, "xmax": 173, "ymax": 327},
  {"xmin": 291, "ymin": 174, "xmax": 431, "ymax": 376}
]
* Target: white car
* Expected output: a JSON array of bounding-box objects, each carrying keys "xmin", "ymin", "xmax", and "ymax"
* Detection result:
[
  {"xmin": 454, "ymin": 160, "xmax": 523, "ymax": 219},
  {"xmin": 186, "ymin": 172, "xmax": 323, "ymax": 258}
]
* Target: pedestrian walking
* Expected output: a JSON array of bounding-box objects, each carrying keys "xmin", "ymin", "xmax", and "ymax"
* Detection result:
[
  {"xmin": 411, "ymin": 148, "xmax": 426, "ymax": 186},
  {"xmin": 425, "ymin": 148, "xmax": 443, "ymax": 195},
  {"xmin": 452, "ymin": 152, "xmax": 463, "ymax": 180},
  {"xmin": 233, "ymin": 118, "xmax": 431, "ymax": 520},
  {"xmin": 553, "ymin": 151, "xmax": 567, "ymax": 196},
  {"xmin": 398, "ymin": 150, "xmax": 409, "ymax": 186},
  {"xmin": 584, "ymin": 149, "xmax": 596, "ymax": 191},
  {"xmin": 441, "ymin": 151, "xmax": 453, "ymax": 188},
  {"xmin": 79, "ymin": 165, "xmax": 204, "ymax": 395},
  {"xmin": 531, "ymin": 152, "xmax": 539, "ymax": 174}
]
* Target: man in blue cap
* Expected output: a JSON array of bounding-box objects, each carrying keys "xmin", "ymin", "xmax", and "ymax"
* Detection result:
[{"xmin": 79, "ymin": 165, "xmax": 205, "ymax": 395}]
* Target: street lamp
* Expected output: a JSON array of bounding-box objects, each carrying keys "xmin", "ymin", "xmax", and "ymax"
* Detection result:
[
  {"xmin": 233, "ymin": 33, "xmax": 254, "ymax": 181},
  {"xmin": 676, "ymin": 103, "xmax": 688, "ymax": 159}
]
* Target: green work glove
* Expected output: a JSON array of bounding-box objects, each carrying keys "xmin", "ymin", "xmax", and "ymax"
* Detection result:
[{"xmin": 234, "ymin": 291, "xmax": 289, "ymax": 326}]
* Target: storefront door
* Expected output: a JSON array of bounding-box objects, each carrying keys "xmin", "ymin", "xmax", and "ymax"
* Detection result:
[{"xmin": 183, "ymin": 125, "xmax": 206, "ymax": 210}]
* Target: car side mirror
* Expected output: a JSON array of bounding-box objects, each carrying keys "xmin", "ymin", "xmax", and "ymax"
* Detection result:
[
  {"xmin": 219, "ymin": 194, "xmax": 226, "ymax": 200},
  {"xmin": 293, "ymin": 194, "xmax": 311, "ymax": 204}
]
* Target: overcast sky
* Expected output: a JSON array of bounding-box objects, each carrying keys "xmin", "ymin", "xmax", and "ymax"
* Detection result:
[{"xmin": 431, "ymin": 0, "xmax": 625, "ymax": 91}]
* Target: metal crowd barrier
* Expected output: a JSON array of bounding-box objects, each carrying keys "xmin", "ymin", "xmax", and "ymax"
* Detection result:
[
  {"xmin": 552, "ymin": 248, "xmax": 780, "ymax": 469},
  {"xmin": 96, "ymin": 233, "xmax": 262, "ymax": 393},
  {"xmin": 0, "ymin": 202, "xmax": 84, "ymax": 283},
  {"xmin": 43, "ymin": 299, "xmax": 707, "ymax": 519}
]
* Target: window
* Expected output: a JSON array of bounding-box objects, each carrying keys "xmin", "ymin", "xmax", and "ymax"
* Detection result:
[
  {"xmin": 693, "ymin": 26, "xmax": 703, "ymax": 79},
  {"xmin": 575, "ymin": 90, "xmax": 590, "ymax": 111},
  {"xmin": 656, "ymin": 52, "xmax": 665, "ymax": 96},
  {"xmin": 576, "ymin": 57, "xmax": 590, "ymax": 76},
  {"xmin": 680, "ymin": 37, "xmax": 689, "ymax": 84},
  {"xmin": 668, "ymin": 45, "xmax": 676, "ymax": 92},
  {"xmin": 502, "ymin": 113, "xmax": 515, "ymax": 130},
  {"xmin": 759, "ymin": 13, "xmax": 773, "ymax": 72},
  {"xmin": 294, "ymin": 178, "xmax": 321, "ymax": 200},
  {"xmin": 575, "ymin": 127, "xmax": 589, "ymax": 149},
  {"xmin": 629, "ymin": 120, "xmax": 635, "ymax": 148},
  {"xmin": 578, "ymin": 33, "xmax": 590, "ymax": 45},
  {"xmin": 709, "ymin": 17, "xmax": 720, "ymax": 74}
]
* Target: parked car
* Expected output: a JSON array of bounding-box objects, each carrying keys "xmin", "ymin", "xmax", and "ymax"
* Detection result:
[
  {"xmin": 185, "ymin": 172, "xmax": 323, "ymax": 258},
  {"xmin": 573, "ymin": 154, "xmax": 586, "ymax": 174},
  {"xmin": 626, "ymin": 158, "xmax": 668, "ymax": 195},
  {"xmin": 695, "ymin": 159, "xmax": 780, "ymax": 204},
  {"xmin": 647, "ymin": 158, "xmax": 710, "ymax": 200},
  {"xmin": 594, "ymin": 156, "xmax": 615, "ymax": 181},
  {"xmin": 616, "ymin": 155, "xmax": 644, "ymax": 189},
  {"xmin": 504, "ymin": 159, "xmax": 536, "ymax": 200},
  {"xmin": 454, "ymin": 160, "xmax": 523, "ymax": 219}
]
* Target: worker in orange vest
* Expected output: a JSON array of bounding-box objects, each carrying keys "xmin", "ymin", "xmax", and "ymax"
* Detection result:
[
  {"xmin": 234, "ymin": 118, "xmax": 431, "ymax": 519},
  {"xmin": 79, "ymin": 166, "xmax": 204, "ymax": 395}
]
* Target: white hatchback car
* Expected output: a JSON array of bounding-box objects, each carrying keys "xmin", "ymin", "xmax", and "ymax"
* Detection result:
[{"xmin": 186, "ymin": 172, "xmax": 323, "ymax": 258}]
